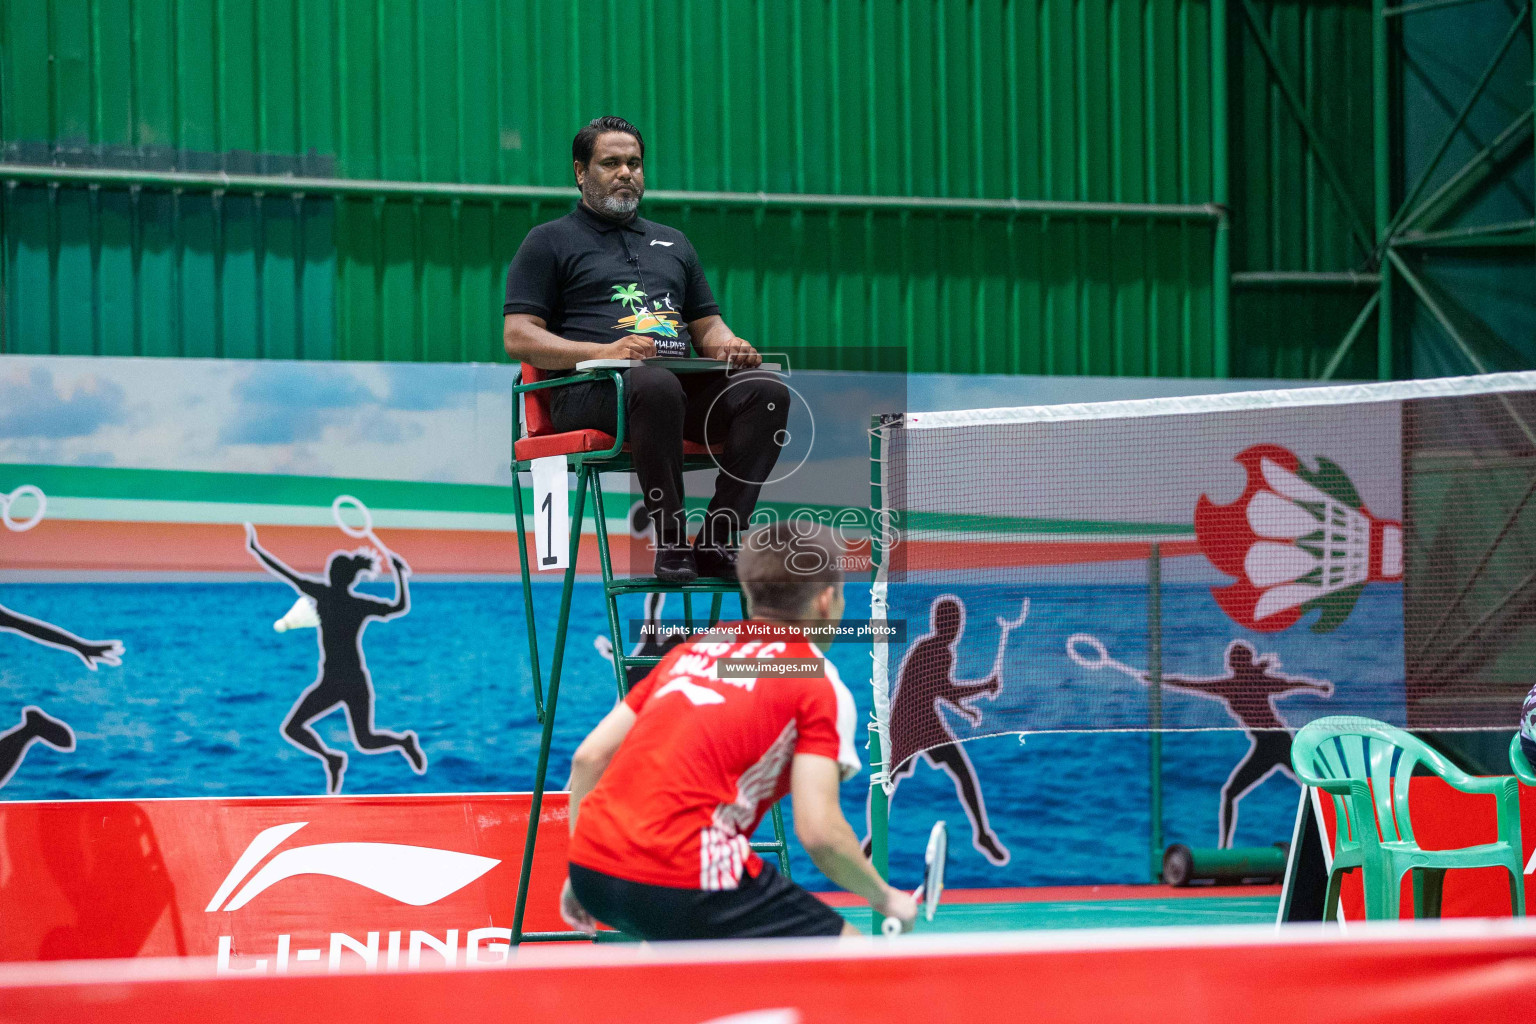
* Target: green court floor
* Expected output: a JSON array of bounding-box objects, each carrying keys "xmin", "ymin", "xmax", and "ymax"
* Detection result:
[{"xmin": 839, "ymin": 896, "xmax": 1281, "ymax": 933}]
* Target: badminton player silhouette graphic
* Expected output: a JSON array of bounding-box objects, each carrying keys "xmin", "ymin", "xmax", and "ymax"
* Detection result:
[
  {"xmin": 0, "ymin": 605, "xmax": 124, "ymax": 670},
  {"xmin": 1160, "ymin": 641, "xmax": 1332, "ymax": 847},
  {"xmin": 866, "ymin": 595, "xmax": 1018, "ymax": 866},
  {"xmin": 1069, "ymin": 634, "xmax": 1332, "ymax": 847},
  {"xmin": 245, "ymin": 522, "xmax": 425, "ymax": 794},
  {"xmin": 0, "ymin": 485, "xmax": 113, "ymax": 789},
  {"xmin": 0, "ymin": 706, "xmax": 75, "ymax": 790},
  {"xmin": 1, "ymin": 485, "xmax": 124, "ymax": 670}
]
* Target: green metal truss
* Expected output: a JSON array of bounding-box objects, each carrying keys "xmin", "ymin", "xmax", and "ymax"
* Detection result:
[{"xmin": 1233, "ymin": 0, "xmax": 1533, "ymax": 381}]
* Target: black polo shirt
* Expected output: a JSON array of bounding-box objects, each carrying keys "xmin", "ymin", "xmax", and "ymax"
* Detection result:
[{"xmin": 503, "ymin": 203, "xmax": 721, "ymax": 374}]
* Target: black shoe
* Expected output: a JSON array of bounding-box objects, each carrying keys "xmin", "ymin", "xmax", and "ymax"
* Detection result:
[
  {"xmin": 692, "ymin": 539, "xmax": 738, "ymax": 580},
  {"xmin": 654, "ymin": 545, "xmax": 698, "ymax": 583}
]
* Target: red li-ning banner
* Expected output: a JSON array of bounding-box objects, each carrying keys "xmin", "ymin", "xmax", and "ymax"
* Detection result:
[
  {"xmin": 0, "ymin": 793, "xmax": 571, "ymax": 970},
  {"xmin": 4, "ymin": 926, "xmax": 1536, "ymax": 1024},
  {"xmin": 1313, "ymin": 776, "xmax": 1536, "ymax": 919}
]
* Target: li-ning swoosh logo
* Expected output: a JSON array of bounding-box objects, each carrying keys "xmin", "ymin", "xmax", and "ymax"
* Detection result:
[
  {"xmin": 205, "ymin": 822, "xmax": 499, "ymax": 912},
  {"xmin": 649, "ymin": 239, "xmax": 674, "ymax": 246},
  {"xmin": 654, "ymin": 677, "xmax": 726, "ymax": 706}
]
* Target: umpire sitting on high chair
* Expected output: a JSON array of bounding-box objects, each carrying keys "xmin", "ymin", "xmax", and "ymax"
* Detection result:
[{"xmin": 503, "ymin": 115, "xmax": 790, "ymax": 583}]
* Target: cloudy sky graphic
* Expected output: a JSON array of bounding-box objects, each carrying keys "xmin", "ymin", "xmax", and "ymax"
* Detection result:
[
  {"xmin": 0, "ymin": 354, "xmax": 1284, "ymax": 498},
  {"xmin": 0, "ymin": 356, "xmax": 515, "ymax": 485}
]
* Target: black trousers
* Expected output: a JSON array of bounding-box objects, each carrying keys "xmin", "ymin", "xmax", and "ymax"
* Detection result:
[
  {"xmin": 568, "ymin": 861, "xmax": 846, "ymax": 940},
  {"xmin": 549, "ymin": 364, "xmax": 790, "ymax": 545}
]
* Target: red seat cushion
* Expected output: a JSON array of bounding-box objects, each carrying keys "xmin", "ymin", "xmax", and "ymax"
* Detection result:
[
  {"xmin": 515, "ymin": 364, "xmax": 726, "ymax": 462},
  {"xmin": 514, "ymin": 432, "xmax": 723, "ymax": 461}
]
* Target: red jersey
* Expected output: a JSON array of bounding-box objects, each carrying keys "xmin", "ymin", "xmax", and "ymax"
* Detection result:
[{"xmin": 568, "ymin": 624, "xmax": 860, "ymax": 891}]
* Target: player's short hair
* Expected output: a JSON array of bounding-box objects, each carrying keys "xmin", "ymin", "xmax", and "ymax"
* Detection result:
[
  {"xmin": 738, "ymin": 520, "xmax": 845, "ymax": 620},
  {"xmin": 572, "ymin": 116, "xmax": 645, "ymax": 168}
]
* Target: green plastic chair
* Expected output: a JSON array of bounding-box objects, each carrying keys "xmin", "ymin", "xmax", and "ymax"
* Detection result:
[
  {"xmin": 1511, "ymin": 733, "xmax": 1536, "ymax": 787},
  {"xmin": 1291, "ymin": 715, "xmax": 1525, "ymax": 921}
]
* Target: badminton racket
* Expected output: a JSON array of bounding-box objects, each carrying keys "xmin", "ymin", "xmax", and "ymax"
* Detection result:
[
  {"xmin": 332, "ymin": 494, "xmax": 409, "ymax": 576},
  {"xmin": 882, "ymin": 820, "xmax": 947, "ymax": 937},
  {"xmin": 1, "ymin": 484, "xmax": 46, "ymax": 533}
]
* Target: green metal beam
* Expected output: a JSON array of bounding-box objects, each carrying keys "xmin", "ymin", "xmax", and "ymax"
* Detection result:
[
  {"xmin": 1212, "ymin": 0, "xmax": 1232, "ymax": 378},
  {"xmin": 0, "ymin": 163, "xmax": 1224, "ymax": 223},
  {"xmin": 1384, "ymin": 0, "xmax": 1500, "ymax": 17},
  {"xmin": 1395, "ymin": 218, "xmax": 1536, "ymax": 247},
  {"xmin": 1320, "ymin": 291, "xmax": 1382, "ymax": 381},
  {"xmin": 1385, "ymin": 4, "xmax": 1530, "ymax": 241},
  {"xmin": 1240, "ymin": 0, "xmax": 1377, "ymax": 256},
  {"xmin": 1232, "ymin": 271, "xmax": 1381, "ymax": 287},
  {"xmin": 1373, "ymin": 0, "xmax": 1395, "ymax": 380},
  {"xmin": 1400, "ymin": 109, "xmax": 1535, "ymax": 232},
  {"xmin": 1388, "ymin": 249, "xmax": 1487, "ymax": 372}
]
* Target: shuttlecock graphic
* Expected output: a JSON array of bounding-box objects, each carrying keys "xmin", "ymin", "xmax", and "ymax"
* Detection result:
[
  {"xmin": 273, "ymin": 596, "xmax": 320, "ymax": 633},
  {"xmin": 1195, "ymin": 444, "xmax": 1401, "ymax": 633}
]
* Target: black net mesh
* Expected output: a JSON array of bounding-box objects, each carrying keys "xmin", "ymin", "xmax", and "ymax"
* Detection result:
[{"xmin": 1404, "ymin": 390, "xmax": 1536, "ymax": 729}]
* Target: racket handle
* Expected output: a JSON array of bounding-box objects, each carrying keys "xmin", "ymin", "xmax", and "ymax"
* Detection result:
[{"xmin": 880, "ymin": 885, "xmax": 924, "ymax": 937}]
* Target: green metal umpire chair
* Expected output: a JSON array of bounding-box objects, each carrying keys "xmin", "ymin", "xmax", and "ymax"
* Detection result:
[{"xmin": 507, "ymin": 361, "xmax": 794, "ymax": 943}]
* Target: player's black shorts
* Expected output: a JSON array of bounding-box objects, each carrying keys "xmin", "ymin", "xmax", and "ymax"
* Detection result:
[{"xmin": 568, "ymin": 861, "xmax": 847, "ymax": 940}]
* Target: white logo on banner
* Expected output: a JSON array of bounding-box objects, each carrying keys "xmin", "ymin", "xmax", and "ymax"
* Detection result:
[{"xmin": 206, "ymin": 822, "xmax": 499, "ymax": 912}]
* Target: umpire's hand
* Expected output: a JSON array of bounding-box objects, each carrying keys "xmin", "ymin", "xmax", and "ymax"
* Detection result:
[{"xmin": 597, "ymin": 337, "xmax": 657, "ymax": 360}]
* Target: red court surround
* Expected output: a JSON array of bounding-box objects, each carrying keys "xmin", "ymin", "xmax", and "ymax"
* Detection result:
[{"xmin": 2, "ymin": 922, "xmax": 1535, "ymax": 1023}]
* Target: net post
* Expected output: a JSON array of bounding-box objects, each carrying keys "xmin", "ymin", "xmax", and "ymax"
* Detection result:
[
  {"xmin": 868, "ymin": 414, "xmax": 893, "ymax": 934},
  {"xmin": 1148, "ymin": 541, "xmax": 1164, "ymax": 882}
]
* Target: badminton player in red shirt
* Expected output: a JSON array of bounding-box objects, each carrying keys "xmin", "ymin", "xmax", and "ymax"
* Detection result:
[{"xmin": 560, "ymin": 521, "xmax": 918, "ymax": 939}]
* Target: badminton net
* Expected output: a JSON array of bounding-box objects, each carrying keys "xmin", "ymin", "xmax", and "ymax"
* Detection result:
[{"xmin": 869, "ymin": 372, "xmax": 1536, "ymax": 784}]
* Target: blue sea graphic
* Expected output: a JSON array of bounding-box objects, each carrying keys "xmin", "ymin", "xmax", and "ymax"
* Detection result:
[{"xmin": 0, "ymin": 578, "xmax": 1404, "ymax": 892}]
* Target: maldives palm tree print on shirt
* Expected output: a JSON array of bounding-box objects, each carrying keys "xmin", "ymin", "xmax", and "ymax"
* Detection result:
[{"xmin": 610, "ymin": 283, "xmax": 681, "ymax": 339}]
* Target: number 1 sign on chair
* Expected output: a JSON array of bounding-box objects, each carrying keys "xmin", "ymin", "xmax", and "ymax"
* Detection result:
[{"xmin": 530, "ymin": 456, "xmax": 570, "ymax": 570}]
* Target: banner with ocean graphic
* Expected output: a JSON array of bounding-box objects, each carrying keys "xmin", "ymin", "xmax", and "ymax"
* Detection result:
[
  {"xmin": 1, "ymin": 353, "xmax": 1332, "ymax": 889},
  {"xmin": 877, "ymin": 393, "xmax": 1406, "ymax": 868}
]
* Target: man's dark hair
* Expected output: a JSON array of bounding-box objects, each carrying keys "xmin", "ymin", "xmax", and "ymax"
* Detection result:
[
  {"xmin": 572, "ymin": 116, "xmax": 645, "ymax": 168},
  {"xmin": 738, "ymin": 520, "xmax": 845, "ymax": 620}
]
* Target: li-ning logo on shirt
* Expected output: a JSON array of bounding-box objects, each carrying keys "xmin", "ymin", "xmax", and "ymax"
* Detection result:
[
  {"xmin": 649, "ymin": 239, "xmax": 674, "ymax": 246},
  {"xmin": 205, "ymin": 822, "xmax": 499, "ymax": 911},
  {"xmin": 654, "ymin": 677, "xmax": 726, "ymax": 706}
]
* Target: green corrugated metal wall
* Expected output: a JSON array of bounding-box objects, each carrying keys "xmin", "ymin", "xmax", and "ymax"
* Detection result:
[
  {"xmin": 1228, "ymin": 0, "xmax": 1378, "ymax": 380},
  {"xmin": 0, "ymin": 0, "xmax": 1371, "ymax": 377}
]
